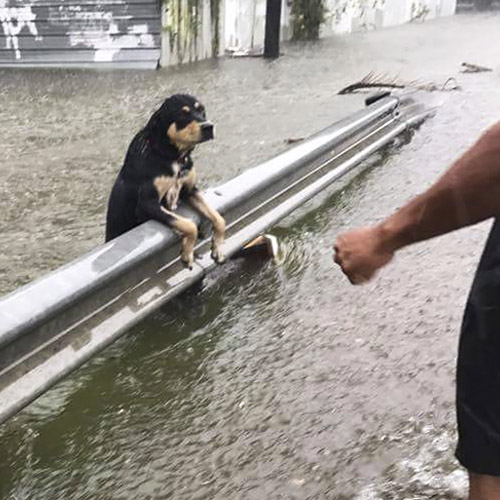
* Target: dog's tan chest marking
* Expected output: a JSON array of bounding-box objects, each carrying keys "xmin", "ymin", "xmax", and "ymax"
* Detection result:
[
  {"xmin": 153, "ymin": 175, "xmax": 175, "ymax": 200},
  {"xmin": 153, "ymin": 165, "xmax": 196, "ymax": 211}
]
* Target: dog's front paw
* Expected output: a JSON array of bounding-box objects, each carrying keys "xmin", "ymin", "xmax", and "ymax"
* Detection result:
[
  {"xmin": 181, "ymin": 251, "xmax": 194, "ymax": 270},
  {"xmin": 211, "ymin": 244, "xmax": 226, "ymax": 264}
]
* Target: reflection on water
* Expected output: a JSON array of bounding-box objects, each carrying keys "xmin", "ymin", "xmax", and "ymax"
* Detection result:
[{"xmin": 1, "ymin": 12, "xmax": 500, "ymax": 500}]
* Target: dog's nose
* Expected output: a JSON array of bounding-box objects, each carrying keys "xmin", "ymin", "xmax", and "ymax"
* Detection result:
[{"xmin": 200, "ymin": 121, "xmax": 214, "ymax": 142}]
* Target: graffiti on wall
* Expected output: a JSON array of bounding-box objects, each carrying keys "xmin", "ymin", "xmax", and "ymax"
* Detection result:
[
  {"xmin": 46, "ymin": 6, "xmax": 155, "ymax": 62},
  {"xmin": 47, "ymin": 6, "xmax": 156, "ymax": 62},
  {"xmin": 0, "ymin": 0, "xmax": 159, "ymax": 66},
  {"xmin": 0, "ymin": 0, "xmax": 41, "ymax": 59},
  {"xmin": 70, "ymin": 23, "xmax": 156, "ymax": 62}
]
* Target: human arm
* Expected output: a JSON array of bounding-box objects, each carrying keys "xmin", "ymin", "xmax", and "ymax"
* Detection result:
[{"xmin": 333, "ymin": 121, "xmax": 500, "ymax": 284}]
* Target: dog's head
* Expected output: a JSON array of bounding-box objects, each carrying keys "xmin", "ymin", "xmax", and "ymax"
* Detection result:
[{"xmin": 145, "ymin": 94, "xmax": 214, "ymax": 153}]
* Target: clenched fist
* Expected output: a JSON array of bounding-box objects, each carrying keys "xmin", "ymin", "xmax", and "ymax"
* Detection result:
[{"xmin": 333, "ymin": 225, "xmax": 395, "ymax": 285}]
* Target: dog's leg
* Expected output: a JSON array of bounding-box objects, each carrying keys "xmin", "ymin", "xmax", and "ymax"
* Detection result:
[
  {"xmin": 187, "ymin": 191, "xmax": 226, "ymax": 263},
  {"xmin": 161, "ymin": 208, "xmax": 198, "ymax": 269},
  {"xmin": 138, "ymin": 190, "xmax": 198, "ymax": 268}
]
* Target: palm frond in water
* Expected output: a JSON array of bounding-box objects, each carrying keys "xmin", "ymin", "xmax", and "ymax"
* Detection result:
[{"xmin": 338, "ymin": 72, "xmax": 461, "ymax": 94}]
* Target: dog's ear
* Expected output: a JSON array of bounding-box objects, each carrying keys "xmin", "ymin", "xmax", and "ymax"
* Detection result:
[
  {"xmin": 145, "ymin": 107, "xmax": 163, "ymax": 131},
  {"xmin": 144, "ymin": 104, "xmax": 172, "ymax": 145}
]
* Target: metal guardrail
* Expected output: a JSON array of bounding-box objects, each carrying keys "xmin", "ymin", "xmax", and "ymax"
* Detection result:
[{"xmin": 0, "ymin": 94, "xmax": 433, "ymax": 425}]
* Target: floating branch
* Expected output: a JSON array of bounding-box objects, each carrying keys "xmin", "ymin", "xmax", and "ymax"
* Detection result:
[
  {"xmin": 338, "ymin": 72, "xmax": 462, "ymax": 94},
  {"xmin": 461, "ymin": 62, "xmax": 493, "ymax": 73}
]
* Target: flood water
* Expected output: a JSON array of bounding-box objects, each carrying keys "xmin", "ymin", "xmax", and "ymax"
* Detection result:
[{"xmin": 1, "ymin": 12, "xmax": 500, "ymax": 500}]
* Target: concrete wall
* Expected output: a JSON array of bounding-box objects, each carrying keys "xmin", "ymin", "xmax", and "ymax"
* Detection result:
[
  {"xmin": 159, "ymin": 0, "xmax": 457, "ymax": 66},
  {"xmin": 222, "ymin": 0, "xmax": 457, "ymax": 51},
  {"xmin": 160, "ymin": 0, "xmax": 224, "ymax": 66},
  {"xmin": 224, "ymin": 0, "xmax": 291, "ymax": 50},
  {"xmin": 323, "ymin": 0, "xmax": 457, "ymax": 35}
]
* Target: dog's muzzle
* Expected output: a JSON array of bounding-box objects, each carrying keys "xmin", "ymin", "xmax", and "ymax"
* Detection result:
[{"xmin": 200, "ymin": 121, "xmax": 214, "ymax": 142}]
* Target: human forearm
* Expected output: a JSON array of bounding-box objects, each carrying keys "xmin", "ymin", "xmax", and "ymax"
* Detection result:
[
  {"xmin": 377, "ymin": 122, "xmax": 500, "ymax": 252},
  {"xmin": 334, "ymin": 121, "xmax": 500, "ymax": 284}
]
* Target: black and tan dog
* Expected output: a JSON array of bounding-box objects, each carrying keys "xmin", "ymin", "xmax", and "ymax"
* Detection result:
[{"xmin": 105, "ymin": 94, "xmax": 225, "ymax": 269}]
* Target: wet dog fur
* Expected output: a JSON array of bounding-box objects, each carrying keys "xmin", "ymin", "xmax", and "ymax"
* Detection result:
[{"xmin": 105, "ymin": 94, "xmax": 225, "ymax": 269}]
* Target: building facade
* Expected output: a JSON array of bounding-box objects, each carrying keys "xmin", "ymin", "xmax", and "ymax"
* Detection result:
[{"xmin": 0, "ymin": 0, "xmax": 457, "ymax": 68}]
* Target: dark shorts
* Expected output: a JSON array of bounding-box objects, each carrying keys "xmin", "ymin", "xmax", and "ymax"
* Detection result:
[{"xmin": 456, "ymin": 219, "xmax": 500, "ymax": 476}]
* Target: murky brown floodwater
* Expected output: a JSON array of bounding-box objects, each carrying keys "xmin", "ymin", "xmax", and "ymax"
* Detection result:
[{"xmin": 1, "ymin": 12, "xmax": 500, "ymax": 500}]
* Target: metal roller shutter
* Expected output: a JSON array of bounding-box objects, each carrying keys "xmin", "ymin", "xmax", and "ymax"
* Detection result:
[{"xmin": 0, "ymin": 0, "xmax": 161, "ymax": 68}]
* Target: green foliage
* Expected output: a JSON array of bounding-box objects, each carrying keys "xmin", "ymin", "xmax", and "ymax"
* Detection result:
[
  {"xmin": 290, "ymin": 0, "xmax": 327, "ymax": 40},
  {"xmin": 210, "ymin": 0, "xmax": 220, "ymax": 57},
  {"xmin": 162, "ymin": 0, "xmax": 220, "ymax": 61},
  {"xmin": 187, "ymin": 0, "xmax": 201, "ymax": 38}
]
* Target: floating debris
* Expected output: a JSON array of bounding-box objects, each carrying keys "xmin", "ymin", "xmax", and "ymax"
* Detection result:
[
  {"xmin": 338, "ymin": 72, "xmax": 406, "ymax": 94},
  {"xmin": 338, "ymin": 72, "xmax": 461, "ymax": 94},
  {"xmin": 461, "ymin": 62, "xmax": 493, "ymax": 73},
  {"xmin": 285, "ymin": 137, "xmax": 305, "ymax": 144},
  {"xmin": 433, "ymin": 77, "xmax": 462, "ymax": 92},
  {"xmin": 233, "ymin": 234, "xmax": 279, "ymax": 260},
  {"xmin": 225, "ymin": 46, "xmax": 265, "ymax": 58}
]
